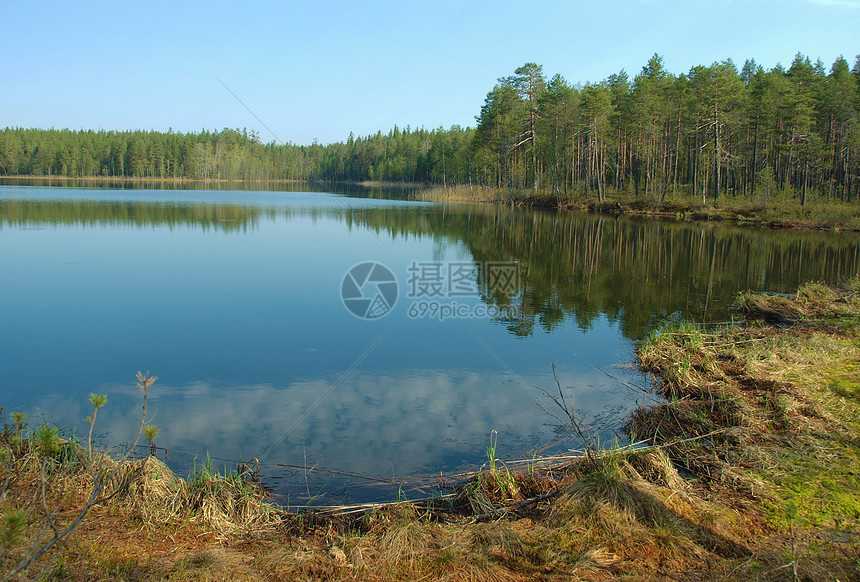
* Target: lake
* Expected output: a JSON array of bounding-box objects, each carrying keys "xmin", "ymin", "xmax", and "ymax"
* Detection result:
[{"xmin": 1, "ymin": 183, "xmax": 858, "ymax": 505}]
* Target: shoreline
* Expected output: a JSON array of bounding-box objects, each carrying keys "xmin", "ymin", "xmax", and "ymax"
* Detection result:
[
  {"xmin": 412, "ymin": 185, "xmax": 860, "ymax": 232},
  {"xmin": 3, "ymin": 175, "xmax": 858, "ymax": 232},
  {"xmin": 2, "ymin": 281, "xmax": 858, "ymax": 579}
]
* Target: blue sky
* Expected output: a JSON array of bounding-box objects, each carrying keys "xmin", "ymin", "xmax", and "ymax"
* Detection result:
[{"xmin": 2, "ymin": 0, "xmax": 857, "ymax": 145}]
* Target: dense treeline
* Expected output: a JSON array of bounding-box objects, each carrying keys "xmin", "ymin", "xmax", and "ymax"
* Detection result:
[
  {"xmin": 2, "ymin": 52, "xmax": 858, "ymax": 204},
  {"xmin": 0, "ymin": 127, "xmax": 312, "ymax": 181},
  {"xmin": 467, "ymin": 53, "xmax": 860, "ymax": 205},
  {"xmin": 0, "ymin": 124, "xmax": 465, "ymax": 184}
]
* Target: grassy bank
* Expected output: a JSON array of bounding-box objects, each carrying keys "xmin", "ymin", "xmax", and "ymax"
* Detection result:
[
  {"xmin": 2, "ymin": 282, "xmax": 859, "ymax": 580},
  {"xmin": 414, "ymin": 185, "xmax": 860, "ymax": 231}
]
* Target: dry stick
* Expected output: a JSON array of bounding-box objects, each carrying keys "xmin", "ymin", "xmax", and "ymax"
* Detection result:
[
  {"xmin": 277, "ymin": 463, "xmax": 402, "ymax": 486},
  {"xmin": 534, "ymin": 363, "xmax": 597, "ymax": 464},
  {"xmin": 525, "ymin": 433, "xmax": 586, "ymax": 457},
  {"xmin": 38, "ymin": 463, "xmax": 58, "ymax": 538},
  {"xmin": 314, "ymin": 493, "xmax": 459, "ymax": 516},
  {"xmin": 302, "ymin": 448, "xmax": 315, "ymax": 502},
  {"xmin": 645, "ymin": 428, "xmax": 729, "ymax": 451},
  {"xmin": 504, "ymin": 452, "xmax": 586, "ymax": 466}
]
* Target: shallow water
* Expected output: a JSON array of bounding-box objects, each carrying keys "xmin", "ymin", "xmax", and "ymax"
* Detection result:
[{"xmin": 1, "ymin": 184, "xmax": 857, "ymax": 504}]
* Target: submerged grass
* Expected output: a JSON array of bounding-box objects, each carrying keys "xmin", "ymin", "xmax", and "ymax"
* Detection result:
[{"xmin": 2, "ymin": 279, "xmax": 860, "ymax": 580}]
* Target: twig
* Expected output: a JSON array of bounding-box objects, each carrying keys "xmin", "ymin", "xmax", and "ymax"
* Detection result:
[
  {"xmin": 277, "ymin": 463, "xmax": 403, "ymax": 485},
  {"xmin": 533, "ymin": 363, "xmax": 597, "ymax": 464}
]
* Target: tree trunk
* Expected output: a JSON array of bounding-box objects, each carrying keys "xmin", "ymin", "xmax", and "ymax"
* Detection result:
[
  {"xmin": 801, "ymin": 160, "xmax": 808, "ymax": 207},
  {"xmin": 752, "ymin": 111, "xmax": 759, "ymax": 195},
  {"xmin": 713, "ymin": 104, "xmax": 720, "ymax": 202}
]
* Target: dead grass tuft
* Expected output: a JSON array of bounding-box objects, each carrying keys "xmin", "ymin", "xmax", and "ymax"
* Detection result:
[{"xmin": 94, "ymin": 455, "xmax": 291, "ymax": 539}]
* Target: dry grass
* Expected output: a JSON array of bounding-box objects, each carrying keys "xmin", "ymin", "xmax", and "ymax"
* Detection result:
[
  {"xmin": 2, "ymin": 431, "xmax": 755, "ymax": 580},
  {"xmin": 105, "ymin": 456, "xmax": 288, "ymax": 538},
  {"xmin": 2, "ymin": 281, "xmax": 859, "ymax": 580},
  {"xmin": 411, "ymin": 184, "xmax": 513, "ymax": 203},
  {"xmin": 631, "ymin": 280, "xmax": 860, "ymax": 580}
]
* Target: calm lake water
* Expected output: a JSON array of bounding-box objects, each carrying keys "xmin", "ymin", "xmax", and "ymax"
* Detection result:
[{"xmin": 1, "ymin": 184, "xmax": 858, "ymax": 505}]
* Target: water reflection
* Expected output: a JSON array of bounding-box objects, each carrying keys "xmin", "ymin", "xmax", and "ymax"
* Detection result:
[
  {"xmin": 1, "ymin": 187, "xmax": 858, "ymax": 504},
  {"xmin": 0, "ymin": 177, "xmax": 417, "ymax": 198},
  {"xmin": 3, "ymin": 194, "xmax": 857, "ymax": 339},
  {"xmin": 32, "ymin": 363, "xmax": 641, "ymax": 504}
]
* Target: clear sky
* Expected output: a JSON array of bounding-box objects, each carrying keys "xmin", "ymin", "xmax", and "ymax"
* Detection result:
[{"xmin": 2, "ymin": 0, "xmax": 857, "ymax": 146}]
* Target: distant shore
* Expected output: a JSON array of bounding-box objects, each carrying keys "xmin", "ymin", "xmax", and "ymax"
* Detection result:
[
  {"xmin": 0, "ymin": 174, "xmax": 306, "ymax": 184},
  {"xmin": 412, "ymin": 184, "xmax": 860, "ymax": 232},
  {"xmin": 4, "ymin": 175, "xmax": 859, "ymax": 232}
]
